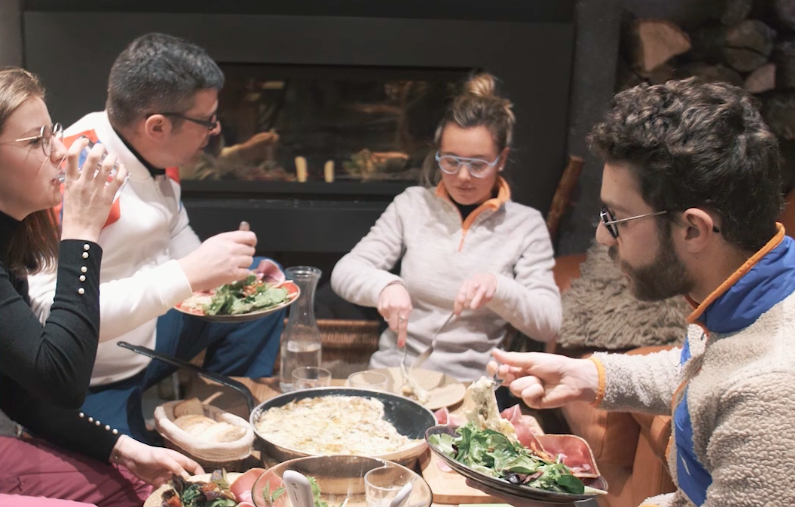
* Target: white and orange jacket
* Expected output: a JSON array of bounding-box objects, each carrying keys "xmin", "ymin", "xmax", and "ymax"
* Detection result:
[
  {"xmin": 28, "ymin": 111, "xmax": 199, "ymax": 386},
  {"xmin": 331, "ymin": 180, "xmax": 561, "ymax": 381}
]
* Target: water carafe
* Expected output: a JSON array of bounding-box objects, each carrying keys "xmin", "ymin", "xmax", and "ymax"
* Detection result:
[{"xmin": 279, "ymin": 266, "xmax": 323, "ymax": 392}]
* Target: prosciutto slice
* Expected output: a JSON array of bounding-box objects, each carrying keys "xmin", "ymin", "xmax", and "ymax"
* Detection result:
[
  {"xmin": 499, "ymin": 406, "xmax": 549, "ymax": 459},
  {"xmin": 434, "ymin": 407, "xmax": 467, "ymax": 427},
  {"xmin": 229, "ymin": 468, "xmax": 270, "ymax": 507},
  {"xmin": 536, "ymin": 434, "xmax": 600, "ymax": 479}
]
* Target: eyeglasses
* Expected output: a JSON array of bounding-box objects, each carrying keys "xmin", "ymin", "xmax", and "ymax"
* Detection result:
[
  {"xmin": 435, "ymin": 151, "xmax": 500, "ymax": 178},
  {"xmin": 600, "ymin": 207, "xmax": 667, "ymax": 239},
  {"xmin": 0, "ymin": 123, "xmax": 64, "ymax": 157},
  {"xmin": 154, "ymin": 112, "xmax": 219, "ymax": 131}
]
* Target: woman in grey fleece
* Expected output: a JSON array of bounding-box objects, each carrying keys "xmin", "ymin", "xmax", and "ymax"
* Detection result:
[
  {"xmin": 331, "ymin": 74, "xmax": 561, "ymax": 381},
  {"xmin": 492, "ymin": 79, "xmax": 795, "ymax": 507}
]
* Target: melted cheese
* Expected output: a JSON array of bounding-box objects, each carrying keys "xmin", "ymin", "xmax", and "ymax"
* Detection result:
[
  {"xmin": 462, "ymin": 377, "xmax": 516, "ymax": 436},
  {"xmin": 255, "ymin": 396, "xmax": 418, "ymax": 455}
]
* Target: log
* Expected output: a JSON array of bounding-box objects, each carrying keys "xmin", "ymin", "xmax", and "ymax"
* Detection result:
[
  {"xmin": 676, "ymin": 62, "xmax": 744, "ymax": 87},
  {"xmin": 720, "ymin": 0, "xmax": 754, "ymax": 26},
  {"xmin": 774, "ymin": 39, "xmax": 795, "ymax": 90},
  {"xmin": 640, "ymin": 62, "xmax": 677, "ymax": 85},
  {"xmin": 627, "ymin": 19, "xmax": 692, "ymax": 73},
  {"xmin": 773, "ymin": 0, "xmax": 795, "ymax": 30},
  {"xmin": 690, "ymin": 20, "xmax": 777, "ymax": 73},
  {"xmin": 761, "ymin": 90, "xmax": 795, "ymax": 140},
  {"xmin": 745, "ymin": 62, "xmax": 777, "ymax": 93},
  {"xmin": 752, "ymin": 0, "xmax": 795, "ymax": 32}
]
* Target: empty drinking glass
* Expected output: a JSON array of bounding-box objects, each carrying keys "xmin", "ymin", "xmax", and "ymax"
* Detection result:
[
  {"xmin": 364, "ymin": 466, "xmax": 412, "ymax": 507},
  {"xmin": 292, "ymin": 366, "xmax": 332, "ymax": 390}
]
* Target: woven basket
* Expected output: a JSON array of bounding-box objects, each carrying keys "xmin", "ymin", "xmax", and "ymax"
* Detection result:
[{"xmin": 161, "ymin": 436, "xmax": 249, "ymax": 472}]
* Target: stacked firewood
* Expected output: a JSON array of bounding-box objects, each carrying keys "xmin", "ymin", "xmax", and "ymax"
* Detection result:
[{"xmin": 617, "ymin": 0, "xmax": 795, "ymax": 189}]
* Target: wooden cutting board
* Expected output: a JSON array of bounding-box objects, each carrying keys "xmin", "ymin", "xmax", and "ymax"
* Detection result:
[{"xmin": 420, "ymin": 450, "xmax": 501, "ymax": 504}]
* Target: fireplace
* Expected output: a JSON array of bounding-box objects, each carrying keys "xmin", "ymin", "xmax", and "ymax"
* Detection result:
[{"xmin": 21, "ymin": 0, "xmax": 575, "ymax": 299}]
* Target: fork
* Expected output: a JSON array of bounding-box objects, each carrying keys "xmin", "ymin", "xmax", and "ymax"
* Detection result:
[
  {"xmin": 491, "ymin": 358, "xmax": 505, "ymax": 390},
  {"xmin": 411, "ymin": 312, "xmax": 455, "ymax": 372}
]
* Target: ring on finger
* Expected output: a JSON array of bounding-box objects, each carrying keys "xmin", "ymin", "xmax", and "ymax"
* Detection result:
[{"xmin": 398, "ymin": 315, "xmax": 406, "ymax": 323}]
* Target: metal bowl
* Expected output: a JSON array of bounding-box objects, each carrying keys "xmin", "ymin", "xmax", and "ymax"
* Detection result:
[
  {"xmin": 251, "ymin": 455, "xmax": 433, "ymax": 507},
  {"xmin": 250, "ymin": 387, "xmax": 435, "ymax": 466}
]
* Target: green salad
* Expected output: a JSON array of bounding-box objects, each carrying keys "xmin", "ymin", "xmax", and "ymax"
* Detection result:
[
  {"xmin": 429, "ymin": 422, "xmax": 585, "ymax": 494},
  {"xmin": 205, "ymin": 275, "xmax": 289, "ymax": 316}
]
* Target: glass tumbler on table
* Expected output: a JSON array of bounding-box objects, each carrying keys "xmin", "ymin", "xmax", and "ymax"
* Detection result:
[
  {"xmin": 292, "ymin": 366, "xmax": 331, "ymax": 390},
  {"xmin": 364, "ymin": 465, "xmax": 413, "ymax": 507}
]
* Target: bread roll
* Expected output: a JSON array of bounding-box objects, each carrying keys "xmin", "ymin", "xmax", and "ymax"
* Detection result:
[
  {"xmin": 174, "ymin": 414, "xmax": 217, "ymax": 436},
  {"xmin": 173, "ymin": 398, "xmax": 205, "ymax": 418},
  {"xmin": 197, "ymin": 422, "xmax": 247, "ymax": 443}
]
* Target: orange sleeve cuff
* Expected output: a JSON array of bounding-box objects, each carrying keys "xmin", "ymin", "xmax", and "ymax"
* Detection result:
[{"xmin": 588, "ymin": 356, "xmax": 606, "ymax": 407}]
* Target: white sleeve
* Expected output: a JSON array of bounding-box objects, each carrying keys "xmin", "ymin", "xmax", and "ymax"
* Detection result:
[
  {"xmin": 168, "ymin": 199, "xmax": 201, "ymax": 260},
  {"xmin": 28, "ymin": 260, "xmax": 194, "ymax": 342},
  {"xmin": 331, "ymin": 197, "xmax": 406, "ymax": 308},
  {"xmin": 486, "ymin": 215, "xmax": 562, "ymax": 342}
]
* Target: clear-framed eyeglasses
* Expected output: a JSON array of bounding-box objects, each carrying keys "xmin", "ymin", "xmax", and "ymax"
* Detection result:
[
  {"xmin": 599, "ymin": 206, "xmax": 667, "ymax": 239},
  {"xmin": 435, "ymin": 151, "xmax": 500, "ymax": 178},
  {"xmin": 3, "ymin": 123, "xmax": 64, "ymax": 157}
]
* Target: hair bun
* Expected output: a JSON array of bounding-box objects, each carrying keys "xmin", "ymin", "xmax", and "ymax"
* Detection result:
[{"xmin": 464, "ymin": 73, "xmax": 497, "ymax": 98}]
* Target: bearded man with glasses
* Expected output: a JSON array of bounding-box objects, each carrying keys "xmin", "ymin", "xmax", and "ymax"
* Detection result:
[
  {"xmin": 485, "ymin": 79, "xmax": 795, "ymax": 507},
  {"xmin": 26, "ymin": 33, "xmax": 288, "ymax": 446}
]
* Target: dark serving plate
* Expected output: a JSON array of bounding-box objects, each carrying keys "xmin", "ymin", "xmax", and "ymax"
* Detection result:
[
  {"xmin": 250, "ymin": 387, "xmax": 436, "ymax": 466},
  {"xmin": 425, "ymin": 425, "xmax": 609, "ymax": 504}
]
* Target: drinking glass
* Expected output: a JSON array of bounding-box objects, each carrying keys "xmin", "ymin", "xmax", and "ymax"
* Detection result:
[
  {"xmin": 292, "ymin": 366, "xmax": 332, "ymax": 390},
  {"xmin": 364, "ymin": 466, "xmax": 412, "ymax": 507}
]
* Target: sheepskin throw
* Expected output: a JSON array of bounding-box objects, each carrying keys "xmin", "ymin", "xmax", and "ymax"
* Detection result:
[{"xmin": 556, "ymin": 242, "xmax": 690, "ymax": 350}]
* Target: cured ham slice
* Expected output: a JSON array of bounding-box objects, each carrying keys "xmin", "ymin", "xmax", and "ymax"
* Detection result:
[
  {"xmin": 230, "ymin": 468, "xmax": 270, "ymax": 506},
  {"xmin": 536, "ymin": 434, "xmax": 600, "ymax": 479},
  {"xmin": 434, "ymin": 407, "xmax": 466, "ymax": 427}
]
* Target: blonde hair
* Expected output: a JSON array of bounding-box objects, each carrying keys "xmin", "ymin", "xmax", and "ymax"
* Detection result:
[
  {"xmin": 0, "ymin": 67, "xmax": 60, "ymax": 275},
  {"xmin": 422, "ymin": 73, "xmax": 515, "ymax": 186}
]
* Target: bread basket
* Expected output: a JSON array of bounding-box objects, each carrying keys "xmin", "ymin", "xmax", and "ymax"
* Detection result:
[{"xmin": 154, "ymin": 398, "xmax": 255, "ymax": 471}]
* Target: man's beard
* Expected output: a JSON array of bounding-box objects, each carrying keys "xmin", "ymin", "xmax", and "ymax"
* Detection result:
[{"xmin": 608, "ymin": 228, "xmax": 695, "ymax": 301}]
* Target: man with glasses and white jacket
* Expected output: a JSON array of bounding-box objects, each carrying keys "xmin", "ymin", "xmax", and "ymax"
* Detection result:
[{"xmin": 28, "ymin": 33, "xmax": 286, "ymax": 445}]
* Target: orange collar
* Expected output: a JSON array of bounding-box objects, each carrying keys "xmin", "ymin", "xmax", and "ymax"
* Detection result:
[
  {"xmin": 686, "ymin": 223, "xmax": 785, "ymax": 324},
  {"xmin": 435, "ymin": 176, "xmax": 511, "ymax": 213}
]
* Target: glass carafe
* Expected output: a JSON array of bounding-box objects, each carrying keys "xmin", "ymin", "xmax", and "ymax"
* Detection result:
[{"xmin": 279, "ymin": 266, "xmax": 323, "ymax": 392}]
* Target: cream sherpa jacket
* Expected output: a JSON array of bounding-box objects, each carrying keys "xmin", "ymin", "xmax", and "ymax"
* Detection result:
[{"xmin": 592, "ymin": 225, "xmax": 795, "ymax": 507}]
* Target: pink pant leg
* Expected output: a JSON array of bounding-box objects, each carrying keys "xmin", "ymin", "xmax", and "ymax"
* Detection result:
[
  {"xmin": 0, "ymin": 494, "xmax": 96, "ymax": 506},
  {"xmin": 0, "ymin": 437, "xmax": 152, "ymax": 507}
]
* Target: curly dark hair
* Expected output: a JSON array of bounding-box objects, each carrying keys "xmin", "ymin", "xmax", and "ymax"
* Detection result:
[{"xmin": 588, "ymin": 78, "xmax": 782, "ymax": 252}]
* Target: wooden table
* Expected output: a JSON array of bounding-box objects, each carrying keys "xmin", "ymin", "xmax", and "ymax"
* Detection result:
[{"xmin": 184, "ymin": 376, "xmax": 505, "ymax": 507}]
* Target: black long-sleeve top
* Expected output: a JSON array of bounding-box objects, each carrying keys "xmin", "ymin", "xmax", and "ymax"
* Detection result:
[{"xmin": 0, "ymin": 210, "xmax": 119, "ymax": 462}]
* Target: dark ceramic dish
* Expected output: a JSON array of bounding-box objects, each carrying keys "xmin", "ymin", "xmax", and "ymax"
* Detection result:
[
  {"xmin": 425, "ymin": 425, "xmax": 609, "ymax": 504},
  {"xmin": 250, "ymin": 387, "xmax": 436, "ymax": 465}
]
